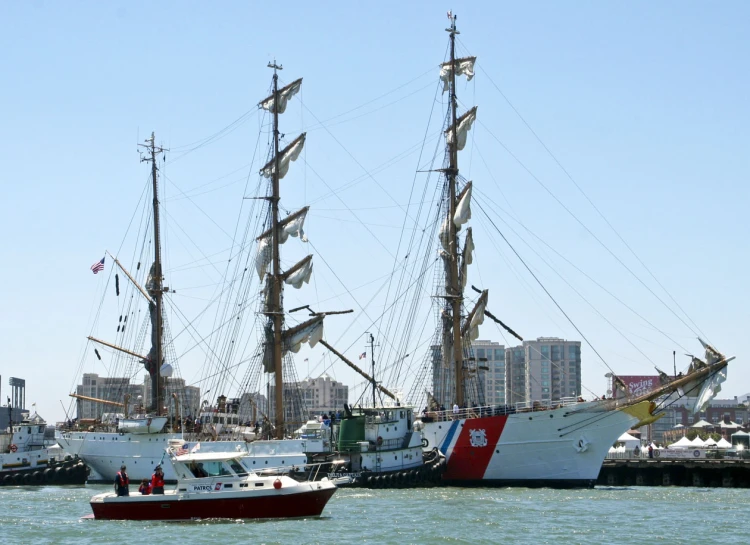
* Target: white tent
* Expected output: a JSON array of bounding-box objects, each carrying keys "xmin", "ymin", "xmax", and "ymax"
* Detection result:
[
  {"xmin": 673, "ymin": 424, "xmax": 685, "ymax": 429},
  {"xmin": 703, "ymin": 437, "xmax": 718, "ymax": 447},
  {"xmin": 691, "ymin": 419, "xmax": 712, "ymax": 428},
  {"xmin": 669, "ymin": 436, "xmax": 693, "ymax": 449},
  {"xmin": 720, "ymin": 421, "xmax": 741, "ymax": 429},
  {"xmin": 617, "ymin": 432, "xmax": 640, "ymax": 449},
  {"xmin": 716, "ymin": 438, "xmax": 732, "ymax": 449},
  {"xmin": 690, "ymin": 436, "xmax": 706, "ymax": 447}
]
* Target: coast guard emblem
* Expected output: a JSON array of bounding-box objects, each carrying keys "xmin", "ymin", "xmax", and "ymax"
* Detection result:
[{"xmin": 469, "ymin": 428, "xmax": 487, "ymax": 447}]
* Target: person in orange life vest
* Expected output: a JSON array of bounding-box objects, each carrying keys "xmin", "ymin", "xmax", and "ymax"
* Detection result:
[
  {"xmin": 138, "ymin": 478, "xmax": 152, "ymax": 495},
  {"xmin": 114, "ymin": 465, "xmax": 129, "ymax": 496},
  {"xmin": 151, "ymin": 465, "xmax": 165, "ymax": 494}
]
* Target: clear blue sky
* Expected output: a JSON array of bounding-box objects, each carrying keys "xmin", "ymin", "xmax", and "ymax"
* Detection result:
[{"xmin": 1, "ymin": 1, "xmax": 748, "ymax": 421}]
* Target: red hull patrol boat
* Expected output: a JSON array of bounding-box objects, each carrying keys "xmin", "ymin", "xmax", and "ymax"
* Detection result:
[{"xmin": 89, "ymin": 448, "xmax": 336, "ymax": 521}]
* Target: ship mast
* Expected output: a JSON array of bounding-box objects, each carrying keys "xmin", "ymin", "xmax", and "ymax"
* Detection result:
[
  {"xmin": 139, "ymin": 133, "xmax": 166, "ymax": 416},
  {"xmin": 446, "ymin": 15, "xmax": 465, "ymax": 408},
  {"xmin": 269, "ymin": 61, "xmax": 285, "ymax": 439}
]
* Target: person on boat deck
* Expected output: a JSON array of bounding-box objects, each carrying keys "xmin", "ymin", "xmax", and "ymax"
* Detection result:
[
  {"xmin": 192, "ymin": 462, "xmax": 208, "ymax": 478},
  {"xmin": 138, "ymin": 478, "xmax": 151, "ymax": 495},
  {"xmin": 114, "ymin": 465, "xmax": 129, "ymax": 496},
  {"xmin": 151, "ymin": 465, "xmax": 165, "ymax": 494}
]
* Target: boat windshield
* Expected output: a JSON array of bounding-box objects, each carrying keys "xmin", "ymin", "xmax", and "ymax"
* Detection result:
[{"xmin": 228, "ymin": 458, "xmax": 248, "ymax": 477}]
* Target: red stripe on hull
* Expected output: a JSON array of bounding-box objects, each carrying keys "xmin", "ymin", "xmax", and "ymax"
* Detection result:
[
  {"xmin": 442, "ymin": 415, "xmax": 508, "ymax": 481},
  {"xmin": 90, "ymin": 488, "xmax": 336, "ymax": 521}
]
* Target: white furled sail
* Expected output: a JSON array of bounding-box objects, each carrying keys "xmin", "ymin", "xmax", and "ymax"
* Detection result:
[
  {"xmin": 439, "ymin": 217, "xmax": 451, "ymax": 252},
  {"xmin": 284, "ymin": 255, "xmax": 313, "ymax": 289},
  {"xmin": 255, "ymin": 235, "xmax": 272, "ymax": 281},
  {"xmin": 462, "ymin": 290, "xmax": 488, "ymax": 341},
  {"xmin": 439, "ymin": 56, "xmax": 477, "ymax": 92},
  {"xmin": 260, "ymin": 133, "xmax": 306, "ymax": 180},
  {"xmin": 692, "ymin": 366, "xmax": 728, "ymax": 413},
  {"xmin": 259, "ymin": 78, "xmax": 303, "ymax": 114},
  {"xmin": 285, "ymin": 316, "xmax": 325, "ymax": 353},
  {"xmin": 445, "ymin": 106, "xmax": 477, "ymax": 151},
  {"xmin": 454, "ymin": 182, "xmax": 472, "ymax": 228},
  {"xmin": 460, "ymin": 228, "xmax": 474, "ymax": 289}
]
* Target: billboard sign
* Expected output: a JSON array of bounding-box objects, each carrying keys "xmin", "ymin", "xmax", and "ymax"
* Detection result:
[{"xmin": 614, "ymin": 375, "xmax": 660, "ymax": 398}]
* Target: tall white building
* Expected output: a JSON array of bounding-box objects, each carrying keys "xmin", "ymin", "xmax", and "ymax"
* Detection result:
[
  {"xmin": 472, "ymin": 340, "xmax": 506, "ymax": 406},
  {"xmin": 143, "ymin": 376, "xmax": 200, "ymax": 418},
  {"xmin": 505, "ymin": 337, "xmax": 581, "ymax": 405},
  {"xmin": 297, "ymin": 374, "xmax": 349, "ymax": 418},
  {"xmin": 75, "ymin": 373, "xmax": 143, "ymax": 420}
]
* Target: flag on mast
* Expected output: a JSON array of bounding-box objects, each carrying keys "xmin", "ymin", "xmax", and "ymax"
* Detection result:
[
  {"xmin": 91, "ymin": 257, "xmax": 105, "ymax": 274},
  {"xmin": 359, "ymin": 352, "xmax": 367, "ymax": 360}
]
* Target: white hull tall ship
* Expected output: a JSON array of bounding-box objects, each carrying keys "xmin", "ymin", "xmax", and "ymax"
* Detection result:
[{"xmin": 385, "ymin": 14, "xmax": 734, "ymax": 488}]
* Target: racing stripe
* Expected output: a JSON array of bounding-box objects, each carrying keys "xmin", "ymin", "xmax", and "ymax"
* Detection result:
[
  {"xmin": 440, "ymin": 419, "xmax": 461, "ymax": 455},
  {"xmin": 443, "ymin": 415, "xmax": 508, "ymax": 481}
]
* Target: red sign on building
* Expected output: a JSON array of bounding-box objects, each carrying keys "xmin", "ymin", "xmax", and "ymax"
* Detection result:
[{"xmin": 614, "ymin": 375, "xmax": 660, "ymax": 398}]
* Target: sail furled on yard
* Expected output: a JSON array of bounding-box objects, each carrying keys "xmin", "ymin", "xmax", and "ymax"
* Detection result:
[
  {"xmin": 284, "ymin": 255, "xmax": 313, "ymax": 289},
  {"xmin": 284, "ymin": 316, "xmax": 325, "ymax": 353},
  {"xmin": 254, "ymin": 207, "xmax": 310, "ymax": 281},
  {"xmin": 454, "ymin": 182, "xmax": 472, "ymax": 228},
  {"xmin": 462, "ymin": 290, "xmax": 488, "ymax": 342},
  {"xmin": 460, "ymin": 227, "xmax": 474, "ymax": 290},
  {"xmin": 260, "ymin": 133, "xmax": 306, "ymax": 180},
  {"xmin": 439, "ymin": 56, "xmax": 476, "ymax": 92},
  {"xmin": 445, "ymin": 106, "xmax": 477, "ymax": 151},
  {"xmin": 259, "ymin": 78, "xmax": 302, "ymax": 114}
]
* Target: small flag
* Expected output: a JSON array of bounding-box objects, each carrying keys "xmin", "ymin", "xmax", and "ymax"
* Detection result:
[
  {"xmin": 91, "ymin": 257, "xmax": 105, "ymax": 274},
  {"xmin": 447, "ymin": 10, "xmax": 452, "ymax": 20},
  {"xmin": 304, "ymin": 358, "xmax": 309, "ymax": 362},
  {"xmin": 359, "ymin": 352, "xmax": 367, "ymax": 360},
  {"xmin": 190, "ymin": 442, "xmax": 201, "ymax": 454},
  {"xmin": 175, "ymin": 444, "xmax": 188, "ymax": 456}
]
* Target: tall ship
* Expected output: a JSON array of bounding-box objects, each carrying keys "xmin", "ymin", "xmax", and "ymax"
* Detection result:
[{"xmin": 390, "ymin": 14, "xmax": 733, "ymax": 487}]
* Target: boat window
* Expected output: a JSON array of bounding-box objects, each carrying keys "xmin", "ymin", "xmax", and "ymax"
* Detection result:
[
  {"xmin": 213, "ymin": 416, "xmax": 220, "ymax": 424},
  {"xmin": 229, "ymin": 459, "xmax": 248, "ymax": 477},
  {"xmin": 198, "ymin": 461, "xmax": 232, "ymax": 477}
]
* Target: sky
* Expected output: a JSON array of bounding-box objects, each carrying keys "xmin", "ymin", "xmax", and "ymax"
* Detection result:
[{"xmin": 1, "ymin": 1, "xmax": 748, "ymax": 422}]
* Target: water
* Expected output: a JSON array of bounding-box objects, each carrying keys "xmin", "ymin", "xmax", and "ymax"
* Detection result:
[{"xmin": 1, "ymin": 484, "xmax": 746, "ymax": 544}]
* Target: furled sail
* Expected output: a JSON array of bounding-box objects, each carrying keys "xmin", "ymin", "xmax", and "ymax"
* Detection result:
[
  {"xmin": 254, "ymin": 207, "xmax": 310, "ymax": 280},
  {"xmin": 462, "ymin": 290, "xmax": 488, "ymax": 341},
  {"xmin": 460, "ymin": 227, "xmax": 474, "ymax": 289},
  {"xmin": 454, "ymin": 182, "xmax": 472, "ymax": 228},
  {"xmin": 284, "ymin": 255, "xmax": 313, "ymax": 289},
  {"xmin": 260, "ymin": 133, "xmax": 306, "ymax": 180},
  {"xmin": 439, "ymin": 217, "xmax": 451, "ymax": 252},
  {"xmin": 692, "ymin": 366, "xmax": 727, "ymax": 413},
  {"xmin": 284, "ymin": 316, "xmax": 325, "ymax": 353},
  {"xmin": 439, "ymin": 56, "xmax": 476, "ymax": 92},
  {"xmin": 445, "ymin": 106, "xmax": 477, "ymax": 151},
  {"xmin": 259, "ymin": 78, "xmax": 303, "ymax": 114}
]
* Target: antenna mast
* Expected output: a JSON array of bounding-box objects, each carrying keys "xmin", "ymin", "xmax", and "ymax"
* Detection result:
[{"xmin": 139, "ymin": 132, "xmax": 166, "ymax": 415}]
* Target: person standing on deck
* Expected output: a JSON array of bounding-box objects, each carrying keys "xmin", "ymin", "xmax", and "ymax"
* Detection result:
[
  {"xmin": 114, "ymin": 465, "xmax": 129, "ymax": 496},
  {"xmin": 150, "ymin": 465, "xmax": 165, "ymax": 494}
]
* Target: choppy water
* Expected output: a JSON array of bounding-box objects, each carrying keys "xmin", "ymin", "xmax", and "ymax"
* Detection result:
[{"xmin": 1, "ymin": 484, "xmax": 747, "ymax": 544}]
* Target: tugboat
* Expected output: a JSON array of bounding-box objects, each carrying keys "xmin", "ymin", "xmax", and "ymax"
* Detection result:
[
  {"xmin": 325, "ymin": 404, "xmax": 445, "ymax": 488},
  {"xmin": 88, "ymin": 444, "xmax": 336, "ymax": 521},
  {"xmin": 1, "ymin": 409, "xmax": 87, "ymax": 486}
]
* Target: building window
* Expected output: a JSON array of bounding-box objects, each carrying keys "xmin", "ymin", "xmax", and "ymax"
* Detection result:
[{"xmin": 477, "ymin": 349, "xmax": 485, "ymax": 359}]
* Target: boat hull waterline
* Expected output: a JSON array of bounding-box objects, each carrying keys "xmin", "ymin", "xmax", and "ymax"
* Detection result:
[{"xmin": 90, "ymin": 484, "xmax": 336, "ymax": 521}]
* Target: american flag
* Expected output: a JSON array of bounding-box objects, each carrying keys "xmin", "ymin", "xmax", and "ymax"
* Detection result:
[
  {"xmin": 175, "ymin": 444, "xmax": 188, "ymax": 456},
  {"xmin": 90, "ymin": 257, "xmax": 105, "ymax": 274},
  {"xmin": 359, "ymin": 352, "xmax": 366, "ymax": 360}
]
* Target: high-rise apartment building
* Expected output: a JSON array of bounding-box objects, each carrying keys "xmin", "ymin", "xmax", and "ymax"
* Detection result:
[
  {"xmin": 143, "ymin": 375, "xmax": 201, "ymax": 417},
  {"xmin": 505, "ymin": 337, "xmax": 581, "ymax": 405},
  {"xmin": 472, "ymin": 340, "xmax": 506, "ymax": 406},
  {"xmin": 75, "ymin": 373, "xmax": 143, "ymax": 420}
]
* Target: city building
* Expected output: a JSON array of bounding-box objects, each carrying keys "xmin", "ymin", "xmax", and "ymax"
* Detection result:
[
  {"xmin": 472, "ymin": 340, "xmax": 505, "ymax": 406},
  {"xmin": 74, "ymin": 373, "xmax": 143, "ymax": 420},
  {"xmin": 505, "ymin": 337, "xmax": 582, "ymax": 405},
  {"xmin": 267, "ymin": 374, "xmax": 349, "ymax": 425},
  {"xmin": 1, "ymin": 376, "xmax": 27, "ymax": 430},
  {"xmin": 143, "ymin": 376, "xmax": 201, "ymax": 418}
]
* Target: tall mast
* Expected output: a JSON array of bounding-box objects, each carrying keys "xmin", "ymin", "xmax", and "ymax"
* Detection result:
[
  {"xmin": 369, "ymin": 333, "xmax": 376, "ymax": 407},
  {"xmin": 447, "ymin": 15, "xmax": 465, "ymax": 407},
  {"xmin": 140, "ymin": 132, "xmax": 166, "ymax": 415},
  {"xmin": 269, "ymin": 61, "xmax": 285, "ymax": 439}
]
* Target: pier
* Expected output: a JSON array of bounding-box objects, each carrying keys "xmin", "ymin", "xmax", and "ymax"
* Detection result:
[{"xmin": 598, "ymin": 458, "xmax": 750, "ymax": 488}]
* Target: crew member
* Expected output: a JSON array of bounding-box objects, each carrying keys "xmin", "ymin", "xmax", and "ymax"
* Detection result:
[
  {"xmin": 114, "ymin": 464, "xmax": 129, "ymax": 496},
  {"xmin": 138, "ymin": 478, "xmax": 152, "ymax": 495},
  {"xmin": 150, "ymin": 465, "xmax": 165, "ymax": 494}
]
